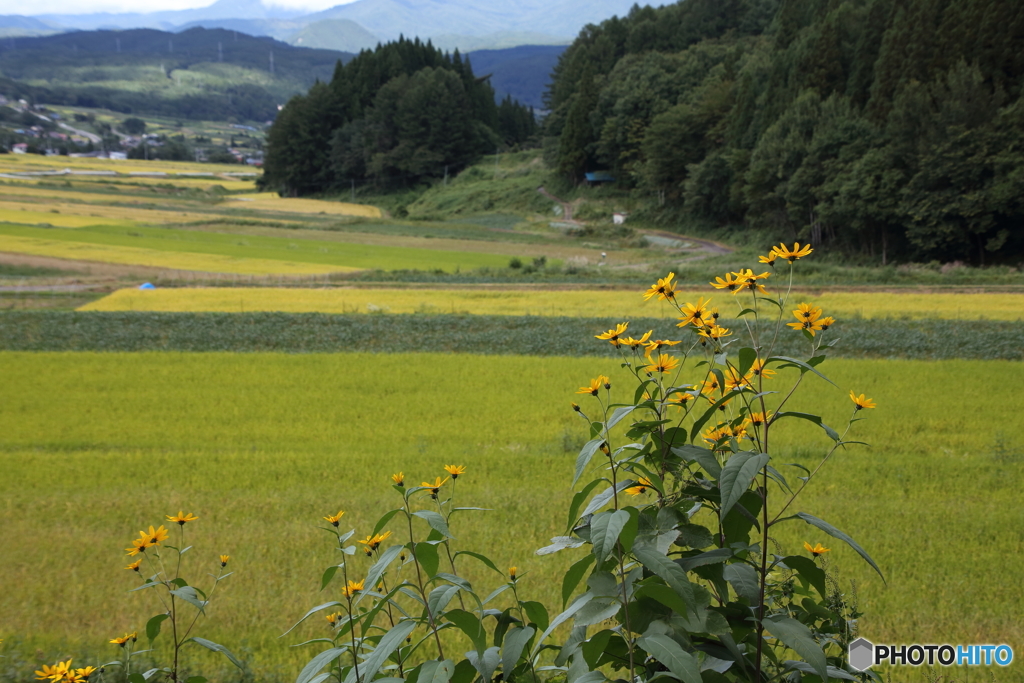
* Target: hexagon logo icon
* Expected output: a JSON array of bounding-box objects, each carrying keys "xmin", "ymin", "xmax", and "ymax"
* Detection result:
[{"xmin": 849, "ymin": 638, "xmax": 875, "ymax": 671}]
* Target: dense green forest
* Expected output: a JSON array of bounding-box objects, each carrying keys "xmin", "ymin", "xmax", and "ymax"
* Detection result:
[
  {"xmin": 259, "ymin": 37, "xmax": 538, "ymax": 195},
  {"xmin": 0, "ymin": 28, "xmax": 353, "ymax": 121},
  {"xmin": 546, "ymin": 0, "xmax": 1024, "ymax": 263}
]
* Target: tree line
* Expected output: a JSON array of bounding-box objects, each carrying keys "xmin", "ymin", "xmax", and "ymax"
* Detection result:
[
  {"xmin": 258, "ymin": 37, "xmax": 538, "ymax": 195},
  {"xmin": 545, "ymin": 0, "xmax": 1024, "ymax": 263}
]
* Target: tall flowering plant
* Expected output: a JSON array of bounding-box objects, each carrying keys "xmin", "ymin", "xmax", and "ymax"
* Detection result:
[{"xmin": 288, "ymin": 242, "xmax": 879, "ymax": 683}]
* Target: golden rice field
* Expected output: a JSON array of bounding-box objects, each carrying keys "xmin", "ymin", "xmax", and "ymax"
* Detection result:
[
  {"xmin": 226, "ymin": 192, "xmax": 383, "ymax": 218},
  {"xmin": 0, "ymin": 200, "xmax": 217, "ymax": 225},
  {"xmin": 0, "ymin": 208, "xmax": 137, "ymax": 229},
  {"xmin": 0, "ymin": 184, "xmax": 219, "ymax": 205},
  {"xmin": 79, "ymin": 285, "xmax": 1024, "ymax": 320},
  {"xmin": 0, "ymin": 235, "xmax": 353, "ymax": 275},
  {"xmin": 1, "ymin": 353, "xmax": 1022, "ymax": 681},
  {"xmin": 0, "ymin": 155, "xmax": 254, "ymax": 176}
]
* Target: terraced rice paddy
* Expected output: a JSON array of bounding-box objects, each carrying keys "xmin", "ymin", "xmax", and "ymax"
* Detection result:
[
  {"xmin": 1, "ymin": 352, "xmax": 1021, "ymax": 680},
  {"xmin": 226, "ymin": 192, "xmax": 383, "ymax": 218},
  {"xmin": 80, "ymin": 285, "xmax": 1024, "ymax": 320}
]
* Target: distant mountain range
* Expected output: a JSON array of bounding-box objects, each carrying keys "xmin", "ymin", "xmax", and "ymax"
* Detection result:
[{"xmin": 0, "ymin": 0, "xmax": 639, "ymax": 51}]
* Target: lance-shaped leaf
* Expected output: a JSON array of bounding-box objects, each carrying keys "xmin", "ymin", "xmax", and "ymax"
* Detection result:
[
  {"xmin": 765, "ymin": 356, "xmax": 835, "ymax": 386},
  {"xmin": 169, "ymin": 586, "xmax": 207, "ymax": 614},
  {"xmin": 501, "ymin": 626, "xmax": 535, "ymax": 676},
  {"xmin": 590, "ymin": 509, "xmax": 630, "ymax": 563},
  {"xmin": 413, "ymin": 510, "xmax": 453, "ymax": 539},
  {"xmin": 581, "ymin": 480, "xmax": 633, "ymax": 518},
  {"xmin": 536, "ymin": 535, "xmax": 586, "ymax": 556},
  {"xmin": 722, "ymin": 563, "xmax": 759, "ymax": 603},
  {"xmin": 631, "ymin": 542, "xmax": 697, "ymax": 620},
  {"xmin": 281, "ymin": 601, "xmax": 343, "ymax": 637},
  {"xmin": 364, "ymin": 544, "xmax": 404, "ymax": 593},
  {"xmin": 638, "ymin": 634, "xmax": 702, "ymax": 683},
  {"xmin": 792, "ymin": 512, "xmax": 884, "ymax": 582},
  {"xmin": 445, "ymin": 609, "xmax": 487, "ymax": 653},
  {"xmin": 573, "ymin": 438, "xmax": 606, "ymax": 487},
  {"xmin": 355, "ymin": 620, "xmax": 416, "ymax": 683},
  {"xmin": 719, "ymin": 452, "xmax": 769, "ymax": 521},
  {"xmin": 465, "ymin": 646, "xmax": 500, "ymax": 683},
  {"xmin": 190, "ymin": 637, "xmax": 244, "ymax": 670},
  {"xmin": 763, "ymin": 615, "xmax": 828, "ymax": 681},
  {"xmin": 530, "ymin": 592, "xmax": 594, "ymax": 657},
  {"xmin": 295, "ymin": 647, "xmax": 346, "ymax": 683}
]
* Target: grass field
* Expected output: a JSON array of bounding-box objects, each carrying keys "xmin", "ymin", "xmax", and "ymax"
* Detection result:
[
  {"xmin": 0, "ymin": 224, "xmax": 516, "ymax": 274},
  {"xmin": 1, "ymin": 352, "xmax": 1022, "ymax": 680},
  {"xmin": 79, "ymin": 286, "xmax": 1024, "ymax": 320}
]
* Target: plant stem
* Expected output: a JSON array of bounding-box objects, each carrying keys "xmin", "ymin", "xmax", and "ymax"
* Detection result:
[{"xmin": 404, "ymin": 508, "xmax": 445, "ymax": 659}]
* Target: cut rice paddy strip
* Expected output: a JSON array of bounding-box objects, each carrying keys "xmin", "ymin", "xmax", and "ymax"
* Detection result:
[
  {"xmin": 226, "ymin": 192, "xmax": 382, "ymax": 218},
  {"xmin": 0, "ymin": 224, "xmax": 515, "ymax": 273},
  {"xmin": 79, "ymin": 286, "xmax": 1024, "ymax": 321},
  {"xmin": 0, "ymin": 200, "xmax": 219, "ymax": 225},
  {"xmin": 0, "ymin": 236, "xmax": 352, "ymax": 275},
  {"xmin": 3, "ymin": 312, "xmax": 1022, "ymax": 359},
  {"xmin": 0, "ymin": 209, "xmax": 136, "ymax": 229}
]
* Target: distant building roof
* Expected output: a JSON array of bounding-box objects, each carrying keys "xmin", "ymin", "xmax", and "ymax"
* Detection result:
[{"xmin": 585, "ymin": 171, "xmax": 616, "ymax": 182}]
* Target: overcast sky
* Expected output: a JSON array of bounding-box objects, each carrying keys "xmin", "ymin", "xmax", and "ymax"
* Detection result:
[{"xmin": 21, "ymin": 0, "xmax": 352, "ymax": 15}]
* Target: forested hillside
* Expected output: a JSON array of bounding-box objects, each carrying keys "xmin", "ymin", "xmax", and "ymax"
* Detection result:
[
  {"xmin": 0, "ymin": 28, "xmax": 352, "ymax": 120},
  {"xmin": 259, "ymin": 38, "xmax": 537, "ymax": 195},
  {"xmin": 546, "ymin": 0, "xmax": 1024, "ymax": 263}
]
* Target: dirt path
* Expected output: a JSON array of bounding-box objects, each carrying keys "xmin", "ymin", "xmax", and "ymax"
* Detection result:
[{"xmin": 536, "ymin": 186, "xmax": 578, "ymax": 222}]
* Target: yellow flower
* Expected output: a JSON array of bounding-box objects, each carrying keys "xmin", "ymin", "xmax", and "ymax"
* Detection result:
[
  {"xmin": 749, "ymin": 359, "xmax": 776, "ymax": 380},
  {"xmin": 772, "ymin": 242, "xmax": 813, "ymax": 262},
  {"xmin": 642, "ymin": 338, "xmax": 681, "ymax": 357},
  {"xmin": 357, "ymin": 531, "xmax": 392, "ymax": 553},
  {"xmin": 125, "ymin": 559, "xmax": 142, "ymax": 572},
  {"xmin": 110, "ymin": 633, "xmax": 132, "ymax": 646},
  {"xmin": 731, "ymin": 269, "xmax": 770, "ymax": 295},
  {"xmin": 758, "ymin": 252, "xmax": 778, "ymax": 266},
  {"xmin": 143, "ymin": 525, "xmax": 169, "ymax": 545},
  {"xmin": 710, "ymin": 272, "xmax": 741, "ymax": 291},
  {"xmin": 643, "ymin": 353, "xmax": 680, "ymax": 374},
  {"xmin": 697, "ymin": 325, "xmax": 732, "ymax": 342},
  {"xmin": 391, "ymin": 472, "xmax": 405, "ymax": 486},
  {"xmin": 36, "ymin": 661, "xmax": 72, "ymax": 681},
  {"xmin": 622, "ymin": 330, "xmax": 653, "ymax": 351},
  {"xmin": 220, "ymin": 555, "xmax": 230, "ymax": 567},
  {"xmin": 677, "ymin": 296, "xmax": 712, "ymax": 327},
  {"xmin": 444, "ymin": 464, "xmax": 466, "ymax": 479},
  {"xmin": 748, "ymin": 411, "xmax": 770, "ymax": 427},
  {"xmin": 643, "ymin": 272, "xmax": 677, "ymax": 301},
  {"xmin": 700, "ymin": 375, "xmax": 721, "ymax": 395},
  {"xmin": 342, "ymin": 579, "xmax": 365, "ymax": 598},
  {"xmin": 326, "ymin": 612, "xmax": 340, "ymax": 626},
  {"xmin": 166, "ymin": 511, "xmax": 198, "ymax": 526},
  {"xmin": 667, "ymin": 392, "xmax": 694, "ymax": 409},
  {"xmin": 595, "ymin": 322, "xmax": 629, "ymax": 346},
  {"xmin": 509, "ymin": 566, "xmax": 518, "ymax": 580},
  {"xmin": 786, "ymin": 304, "xmax": 826, "ymax": 336},
  {"xmin": 818, "ymin": 316, "xmax": 836, "ymax": 331},
  {"xmin": 804, "ymin": 541, "xmax": 830, "ymax": 557},
  {"xmin": 724, "ymin": 367, "xmax": 752, "ymax": 391},
  {"xmin": 625, "ymin": 477, "xmax": 654, "ymax": 496},
  {"xmin": 576, "ymin": 375, "xmax": 609, "ymax": 396},
  {"xmin": 421, "ymin": 476, "xmax": 449, "ymax": 498},
  {"xmin": 849, "ymin": 391, "xmax": 876, "ymax": 410},
  {"xmin": 125, "ymin": 536, "xmax": 152, "ymax": 557},
  {"xmin": 323, "ymin": 510, "xmax": 345, "ymax": 527},
  {"xmin": 75, "ymin": 667, "xmax": 97, "ymax": 680}
]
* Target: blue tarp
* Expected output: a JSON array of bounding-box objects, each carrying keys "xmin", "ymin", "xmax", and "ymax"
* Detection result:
[{"xmin": 138, "ymin": 282, "xmax": 156, "ymax": 290}]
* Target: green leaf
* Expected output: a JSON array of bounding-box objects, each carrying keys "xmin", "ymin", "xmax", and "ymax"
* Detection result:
[
  {"xmin": 530, "ymin": 593, "xmax": 594, "ymax": 657},
  {"xmin": 581, "ymin": 480, "xmax": 632, "ymax": 518},
  {"xmin": 364, "ymin": 544, "xmax": 404, "ymax": 592},
  {"xmin": 454, "ymin": 550, "xmax": 502, "ymax": 576},
  {"xmin": 445, "ymin": 609, "xmax": 487, "ymax": 653},
  {"xmin": 566, "ymin": 479, "xmax": 603, "ymax": 532},
  {"xmin": 521, "ymin": 601, "xmax": 549, "ymax": 631},
  {"xmin": 673, "ymin": 444, "xmax": 721, "ymax": 480},
  {"xmin": 719, "ymin": 452, "xmax": 769, "ymax": 520},
  {"xmin": 412, "ymin": 510, "xmax": 453, "ymax": 539},
  {"xmin": 766, "ymin": 356, "xmax": 836, "ymax": 386},
  {"xmin": 793, "ymin": 512, "xmax": 885, "ymax": 582},
  {"xmin": 780, "ymin": 556, "xmax": 827, "ymax": 599},
  {"xmin": 281, "ymin": 601, "xmax": 344, "ymax": 637},
  {"xmin": 607, "ymin": 405, "xmax": 636, "ymax": 429},
  {"xmin": 169, "ymin": 586, "xmax": 207, "ymax": 614},
  {"xmin": 127, "ymin": 674, "xmax": 146, "ymax": 683},
  {"xmin": 562, "ymin": 555, "xmax": 595, "ymax": 608},
  {"xmin": 690, "ymin": 388, "xmax": 745, "ymax": 443},
  {"xmin": 185, "ymin": 677, "xmax": 208, "ymax": 683},
  {"xmin": 783, "ymin": 660, "xmax": 859, "ymax": 680},
  {"xmin": 357, "ymin": 620, "xmax": 417, "ymax": 682},
  {"xmin": 451, "ymin": 660, "xmax": 476, "ymax": 683},
  {"xmin": 320, "ymin": 566, "xmax": 339, "ymax": 592},
  {"xmin": 373, "ymin": 509, "xmax": 403, "ymax": 536},
  {"xmin": 678, "ymin": 548, "xmax": 732, "ymax": 571},
  {"xmin": 737, "ymin": 347, "xmax": 757, "ymax": 378},
  {"xmin": 427, "ymin": 584, "xmax": 461, "ymax": 616},
  {"xmin": 773, "ymin": 411, "xmax": 840, "ymax": 441},
  {"xmin": 465, "ymin": 647, "xmax": 500, "ymax": 683},
  {"xmin": 631, "ymin": 542, "xmax": 697, "ymax": 620},
  {"xmin": 145, "ymin": 613, "xmax": 169, "ymax": 642},
  {"xmin": 416, "ymin": 659, "xmax": 456, "ymax": 683},
  {"xmin": 190, "ymin": 637, "xmax": 244, "ymax": 670},
  {"xmin": 590, "ymin": 509, "xmax": 630, "ymax": 563},
  {"xmin": 296, "ymin": 649, "xmax": 346, "ymax": 683},
  {"xmin": 501, "ymin": 626, "xmax": 535, "ymax": 676},
  {"xmin": 415, "ymin": 541, "xmax": 440, "ymax": 578},
  {"xmin": 536, "ymin": 535, "xmax": 586, "ymax": 556},
  {"xmin": 762, "ymin": 615, "xmax": 827, "ymax": 680},
  {"xmin": 638, "ymin": 634, "xmax": 702, "ymax": 683},
  {"xmin": 722, "ymin": 563, "xmax": 759, "ymax": 603},
  {"xmin": 573, "ymin": 438, "xmax": 606, "ymax": 487}
]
